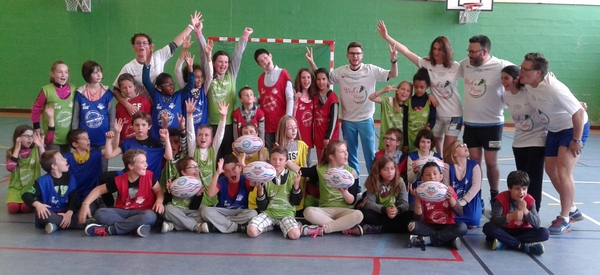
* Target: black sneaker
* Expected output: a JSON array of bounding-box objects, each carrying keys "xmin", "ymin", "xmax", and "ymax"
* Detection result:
[{"xmin": 362, "ymin": 224, "xmax": 383, "ymax": 234}]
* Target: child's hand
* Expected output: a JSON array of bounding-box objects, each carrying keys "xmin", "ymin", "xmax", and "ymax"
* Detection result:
[
  {"xmin": 160, "ymin": 110, "xmax": 169, "ymax": 129},
  {"xmin": 205, "ymin": 39, "xmax": 214, "ymax": 60},
  {"xmin": 44, "ymin": 104, "xmax": 55, "ymax": 118},
  {"xmin": 32, "ymin": 131, "xmax": 44, "ymax": 148},
  {"xmin": 58, "ymin": 211, "xmax": 72, "ymax": 228},
  {"xmin": 216, "ymin": 158, "xmax": 224, "ymax": 175},
  {"xmin": 243, "ymin": 27, "xmax": 253, "ymax": 37},
  {"xmin": 190, "ymin": 11, "xmax": 203, "ymax": 30},
  {"xmin": 412, "ymin": 162, "xmax": 419, "ymax": 174},
  {"xmin": 78, "ymin": 204, "xmax": 92, "ymax": 224},
  {"xmin": 34, "ymin": 203, "xmax": 51, "ymax": 220},
  {"xmin": 218, "ymin": 101, "xmax": 229, "ymax": 116},
  {"xmin": 389, "ymin": 44, "xmax": 398, "ymax": 62},
  {"xmin": 377, "ymin": 20, "xmax": 389, "ymax": 39},
  {"xmin": 408, "ymin": 184, "xmax": 420, "ymax": 202},
  {"xmin": 305, "ymin": 47, "xmax": 314, "ymax": 63},
  {"xmin": 182, "ymin": 35, "xmax": 192, "ymax": 51},
  {"xmin": 166, "ymin": 179, "xmax": 173, "ymax": 193},
  {"xmin": 184, "ymin": 51, "xmax": 195, "ymax": 70},
  {"xmin": 177, "ymin": 113, "xmax": 185, "ymax": 130},
  {"xmin": 185, "ymin": 98, "xmax": 197, "ymax": 114},
  {"xmin": 386, "ymin": 206, "xmax": 398, "ymax": 219},
  {"xmin": 153, "ymin": 201, "xmax": 164, "ymax": 214},
  {"xmin": 293, "ymin": 170, "xmax": 302, "ymax": 187},
  {"xmin": 14, "ymin": 137, "xmax": 22, "ymax": 152},
  {"xmin": 105, "ymin": 131, "xmax": 114, "ymax": 140},
  {"xmin": 159, "ymin": 128, "xmax": 169, "ymax": 141},
  {"xmin": 517, "ymin": 198, "xmax": 527, "ymax": 211},
  {"xmin": 236, "ymin": 152, "xmax": 246, "ymax": 167},
  {"xmin": 145, "ymin": 44, "xmax": 155, "ymax": 65},
  {"xmin": 114, "ymin": 118, "xmax": 124, "ymax": 133},
  {"xmin": 446, "ymin": 189, "xmax": 456, "ymax": 207},
  {"xmin": 196, "ymin": 186, "xmax": 205, "ymax": 197}
]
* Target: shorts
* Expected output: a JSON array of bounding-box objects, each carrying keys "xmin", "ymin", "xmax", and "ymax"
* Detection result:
[
  {"xmin": 463, "ymin": 124, "xmax": 503, "ymax": 151},
  {"xmin": 432, "ymin": 116, "xmax": 463, "ymax": 138},
  {"xmin": 248, "ymin": 213, "xmax": 299, "ymax": 237},
  {"xmin": 545, "ymin": 121, "xmax": 590, "ymax": 157}
]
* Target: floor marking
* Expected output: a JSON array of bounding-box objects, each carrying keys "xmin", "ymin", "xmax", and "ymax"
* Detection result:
[
  {"xmin": 543, "ymin": 191, "xmax": 600, "ymax": 227},
  {"xmin": 594, "ymin": 202, "xmax": 600, "ymax": 204},
  {"xmin": 374, "ymin": 233, "xmax": 388, "ymax": 256},
  {"xmin": 461, "ymin": 237, "xmax": 492, "ymax": 275},
  {"xmin": 0, "ymin": 246, "xmax": 464, "ymax": 262},
  {"xmin": 547, "ymin": 203, "xmax": 583, "ymax": 206},
  {"xmin": 371, "ymin": 258, "xmax": 381, "ymax": 275},
  {"xmin": 528, "ymin": 254, "xmax": 555, "ymax": 275}
]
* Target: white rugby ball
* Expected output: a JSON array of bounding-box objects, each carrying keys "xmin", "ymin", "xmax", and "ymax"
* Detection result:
[
  {"xmin": 323, "ymin": 168, "xmax": 354, "ymax": 189},
  {"xmin": 169, "ymin": 176, "xmax": 202, "ymax": 198},
  {"xmin": 233, "ymin": 136, "xmax": 263, "ymax": 154},
  {"xmin": 414, "ymin": 156, "xmax": 445, "ymax": 172},
  {"xmin": 416, "ymin": 181, "xmax": 448, "ymax": 202},
  {"xmin": 243, "ymin": 161, "xmax": 276, "ymax": 183}
]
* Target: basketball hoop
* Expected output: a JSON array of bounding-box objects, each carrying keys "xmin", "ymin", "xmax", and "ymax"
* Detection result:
[
  {"xmin": 459, "ymin": 3, "xmax": 484, "ymax": 24},
  {"xmin": 65, "ymin": 0, "xmax": 79, "ymax": 12},
  {"xmin": 80, "ymin": 0, "xmax": 92, "ymax": 12}
]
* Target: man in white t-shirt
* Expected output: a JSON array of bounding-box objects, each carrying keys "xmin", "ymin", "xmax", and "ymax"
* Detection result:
[
  {"xmin": 459, "ymin": 35, "xmax": 512, "ymax": 205},
  {"xmin": 307, "ymin": 42, "xmax": 398, "ymax": 177},
  {"xmin": 519, "ymin": 52, "xmax": 590, "ymax": 235},
  {"xmin": 112, "ymin": 16, "xmax": 198, "ymax": 116}
]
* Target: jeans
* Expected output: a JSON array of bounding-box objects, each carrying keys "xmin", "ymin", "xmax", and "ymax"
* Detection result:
[{"xmin": 341, "ymin": 118, "xmax": 375, "ymax": 178}]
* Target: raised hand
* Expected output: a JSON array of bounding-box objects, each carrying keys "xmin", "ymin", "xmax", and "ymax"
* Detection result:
[
  {"xmin": 145, "ymin": 44, "xmax": 155, "ymax": 65},
  {"xmin": 191, "ymin": 11, "xmax": 203, "ymax": 30},
  {"xmin": 218, "ymin": 101, "xmax": 229, "ymax": 116},
  {"xmin": 205, "ymin": 39, "xmax": 214, "ymax": 60},
  {"xmin": 377, "ymin": 20, "xmax": 389, "ymax": 39},
  {"xmin": 389, "ymin": 44, "xmax": 398, "ymax": 61},
  {"xmin": 114, "ymin": 118, "xmax": 124, "ymax": 133},
  {"xmin": 161, "ymin": 110, "xmax": 169, "ymax": 129},
  {"xmin": 32, "ymin": 131, "xmax": 44, "ymax": 148},
  {"xmin": 185, "ymin": 98, "xmax": 197, "ymax": 114},
  {"xmin": 216, "ymin": 158, "xmax": 224, "ymax": 175},
  {"xmin": 177, "ymin": 113, "xmax": 185, "ymax": 130},
  {"xmin": 305, "ymin": 47, "xmax": 314, "ymax": 63},
  {"xmin": 243, "ymin": 27, "xmax": 253, "ymax": 37},
  {"xmin": 159, "ymin": 128, "xmax": 169, "ymax": 141},
  {"xmin": 105, "ymin": 130, "xmax": 115, "ymax": 140},
  {"xmin": 44, "ymin": 104, "xmax": 55, "ymax": 119},
  {"xmin": 184, "ymin": 51, "xmax": 195, "ymax": 70},
  {"xmin": 182, "ymin": 35, "xmax": 192, "ymax": 51}
]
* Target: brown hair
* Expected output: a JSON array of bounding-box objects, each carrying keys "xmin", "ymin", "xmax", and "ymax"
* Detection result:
[
  {"xmin": 414, "ymin": 128, "xmax": 435, "ymax": 148},
  {"xmin": 67, "ymin": 128, "xmax": 88, "ymax": 149},
  {"xmin": 122, "ymin": 149, "xmax": 146, "ymax": 171},
  {"xmin": 428, "ymin": 36, "xmax": 454, "ymax": 68},
  {"xmin": 132, "ymin": 111, "xmax": 152, "ymax": 126},
  {"xmin": 385, "ymin": 128, "xmax": 403, "ymax": 144},
  {"xmin": 364, "ymin": 156, "xmax": 403, "ymax": 196},
  {"xmin": 81, "ymin": 60, "xmax": 102, "ymax": 83},
  {"xmin": 294, "ymin": 68, "xmax": 317, "ymax": 97},
  {"xmin": 176, "ymin": 156, "xmax": 195, "ymax": 175},
  {"xmin": 10, "ymin": 125, "xmax": 34, "ymax": 153},
  {"xmin": 269, "ymin": 146, "xmax": 289, "ymax": 161},
  {"xmin": 347, "ymin": 41, "xmax": 363, "ymax": 52},
  {"xmin": 131, "ymin": 33, "xmax": 152, "ymax": 45},
  {"xmin": 319, "ymin": 140, "xmax": 345, "ymax": 166},
  {"xmin": 40, "ymin": 150, "xmax": 60, "ymax": 173},
  {"xmin": 117, "ymin": 73, "xmax": 136, "ymax": 88}
]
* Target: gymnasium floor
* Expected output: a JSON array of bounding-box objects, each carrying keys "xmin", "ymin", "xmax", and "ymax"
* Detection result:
[{"xmin": 0, "ymin": 114, "xmax": 598, "ymax": 275}]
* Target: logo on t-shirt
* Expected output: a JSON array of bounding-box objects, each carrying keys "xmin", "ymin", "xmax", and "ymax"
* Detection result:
[
  {"xmin": 85, "ymin": 110, "xmax": 104, "ymax": 129},
  {"xmin": 344, "ymin": 86, "xmax": 367, "ymax": 104},
  {"xmin": 465, "ymin": 78, "xmax": 487, "ymax": 98}
]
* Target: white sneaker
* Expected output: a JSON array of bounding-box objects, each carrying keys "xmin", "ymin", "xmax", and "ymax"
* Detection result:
[
  {"xmin": 45, "ymin": 223, "xmax": 58, "ymax": 234},
  {"xmin": 194, "ymin": 222, "xmax": 209, "ymax": 233},
  {"xmin": 161, "ymin": 222, "xmax": 174, "ymax": 233}
]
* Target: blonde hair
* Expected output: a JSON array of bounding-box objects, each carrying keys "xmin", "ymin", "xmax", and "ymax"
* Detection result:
[
  {"xmin": 275, "ymin": 116, "xmax": 301, "ymax": 146},
  {"xmin": 443, "ymin": 140, "xmax": 462, "ymax": 165},
  {"xmin": 393, "ymin": 81, "xmax": 412, "ymax": 114},
  {"xmin": 49, "ymin": 60, "xmax": 68, "ymax": 83}
]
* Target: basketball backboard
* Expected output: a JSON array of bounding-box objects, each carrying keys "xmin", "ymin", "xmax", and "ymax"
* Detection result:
[{"xmin": 447, "ymin": 0, "xmax": 493, "ymax": 11}]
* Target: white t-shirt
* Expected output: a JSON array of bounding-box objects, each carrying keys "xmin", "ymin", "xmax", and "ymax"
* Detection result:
[
  {"xmin": 524, "ymin": 74, "xmax": 588, "ymax": 132},
  {"xmin": 112, "ymin": 44, "xmax": 173, "ymax": 100},
  {"xmin": 459, "ymin": 56, "xmax": 513, "ymax": 125},
  {"xmin": 503, "ymin": 88, "xmax": 546, "ymax": 147},
  {"xmin": 418, "ymin": 58, "xmax": 462, "ymax": 118},
  {"xmin": 329, "ymin": 64, "xmax": 390, "ymax": 122}
]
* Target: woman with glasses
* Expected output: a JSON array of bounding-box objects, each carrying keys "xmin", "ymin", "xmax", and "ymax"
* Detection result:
[{"xmin": 443, "ymin": 141, "xmax": 482, "ymax": 228}]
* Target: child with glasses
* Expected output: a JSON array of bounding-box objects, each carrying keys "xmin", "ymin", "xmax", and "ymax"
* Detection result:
[{"xmin": 142, "ymin": 47, "xmax": 195, "ymax": 140}]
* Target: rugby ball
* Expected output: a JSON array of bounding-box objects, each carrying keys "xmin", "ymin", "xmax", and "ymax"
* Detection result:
[
  {"xmin": 233, "ymin": 136, "xmax": 263, "ymax": 154},
  {"xmin": 414, "ymin": 156, "xmax": 445, "ymax": 172},
  {"xmin": 243, "ymin": 161, "xmax": 276, "ymax": 183},
  {"xmin": 323, "ymin": 168, "xmax": 354, "ymax": 189},
  {"xmin": 169, "ymin": 176, "xmax": 202, "ymax": 198},
  {"xmin": 416, "ymin": 181, "xmax": 448, "ymax": 202}
]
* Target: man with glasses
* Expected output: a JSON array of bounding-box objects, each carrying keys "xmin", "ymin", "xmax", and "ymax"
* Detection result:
[
  {"xmin": 111, "ymin": 13, "xmax": 202, "ymax": 115},
  {"xmin": 519, "ymin": 52, "xmax": 590, "ymax": 235},
  {"xmin": 307, "ymin": 42, "xmax": 398, "ymax": 180},
  {"xmin": 459, "ymin": 35, "xmax": 513, "ymax": 207}
]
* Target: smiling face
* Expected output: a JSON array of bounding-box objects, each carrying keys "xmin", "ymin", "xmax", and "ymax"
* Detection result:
[
  {"xmin": 421, "ymin": 166, "xmax": 442, "ymax": 182},
  {"xmin": 255, "ymin": 53, "xmax": 274, "ymax": 71},
  {"xmin": 129, "ymin": 154, "xmax": 148, "ymax": 176},
  {"xmin": 316, "ymin": 72, "xmax": 329, "ymax": 91},
  {"xmin": 193, "ymin": 69, "xmax": 204, "ymax": 89},
  {"xmin": 300, "ymin": 71, "xmax": 312, "ymax": 90},
  {"xmin": 396, "ymin": 82, "xmax": 412, "ymax": 101},
  {"xmin": 196, "ymin": 127, "xmax": 213, "ymax": 149},
  {"xmin": 509, "ymin": 184, "xmax": 528, "ymax": 201},
  {"xmin": 346, "ymin": 46, "xmax": 363, "ymax": 67},
  {"xmin": 214, "ymin": 55, "xmax": 229, "ymax": 75},
  {"xmin": 418, "ymin": 137, "xmax": 432, "ymax": 152},
  {"xmin": 223, "ymin": 162, "xmax": 242, "ymax": 184},
  {"xmin": 380, "ymin": 161, "xmax": 396, "ymax": 183},
  {"xmin": 180, "ymin": 160, "xmax": 200, "ymax": 178},
  {"xmin": 501, "ymin": 72, "xmax": 518, "ymax": 92},
  {"xmin": 413, "ymin": 80, "xmax": 428, "ymax": 97},
  {"xmin": 51, "ymin": 64, "xmax": 69, "ymax": 86},
  {"xmin": 159, "ymin": 77, "xmax": 175, "ymax": 96}
]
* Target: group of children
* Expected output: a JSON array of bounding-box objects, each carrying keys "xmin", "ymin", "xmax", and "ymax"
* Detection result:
[{"xmin": 5, "ymin": 16, "xmax": 548, "ymax": 255}]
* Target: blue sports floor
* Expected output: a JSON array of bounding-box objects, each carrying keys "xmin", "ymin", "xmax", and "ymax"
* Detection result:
[{"xmin": 0, "ymin": 114, "xmax": 599, "ymax": 275}]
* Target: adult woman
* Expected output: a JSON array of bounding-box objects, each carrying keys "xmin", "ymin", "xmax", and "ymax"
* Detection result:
[
  {"xmin": 378, "ymin": 21, "xmax": 462, "ymax": 156},
  {"xmin": 443, "ymin": 140, "xmax": 482, "ymax": 228}
]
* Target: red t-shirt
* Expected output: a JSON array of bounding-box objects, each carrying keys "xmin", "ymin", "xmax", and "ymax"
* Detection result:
[
  {"xmin": 116, "ymin": 95, "xmax": 152, "ymax": 144},
  {"xmin": 420, "ymin": 185, "xmax": 457, "ymax": 225},
  {"xmin": 313, "ymin": 90, "xmax": 340, "ymax": 149},
  {"xmin": 295, "ymin": 97, "xmax": 314, "ymax": 148}
]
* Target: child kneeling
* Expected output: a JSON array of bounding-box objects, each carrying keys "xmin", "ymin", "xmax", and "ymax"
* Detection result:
[
  {"xmin": 408, "ymin": 162, "xmax": 467, "ymax": 250},
  {"xmin": 78, "ymin": 149, "xmax": 164, "ymax": 237},
  {"xmin": 482, "ymin": 171, "xmax": 548, "ymax": 255}
]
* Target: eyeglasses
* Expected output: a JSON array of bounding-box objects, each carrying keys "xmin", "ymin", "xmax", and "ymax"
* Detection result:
[
  {"xmin": 467, "ymin": 49, "xmax": 484, "ymax": 55},
  {"xmin": 186, "ymin": 165, "xmax": 199, "ymax": 170},
  {"xmin": 134, "ymin": 41, "xmax": 149, "ymax": 46},
  {"xmin": 347, "ymin": 52, "xmax": 363, "ymax": 56},
  {"xmin": 161, "ymin": 82, "xmax": 174, "ymax": 87},
  {"xmin": 455, "ymin": 143, "xmax": 467, "ymax": 150},
  {"xmin": 20, "ymin": 134, "xmax": 34, "ymax": 139},
  {"xmin": 383, "ymin": 137, "xmax": 397, "ymax": 142}
]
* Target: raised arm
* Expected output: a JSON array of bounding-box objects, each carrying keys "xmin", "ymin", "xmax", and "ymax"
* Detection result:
[
  {"xmin": 305, "ymin": 47, "xmax": 318, "ymax": 72},
  {"xmin": 207, "ymin": 158, "xmax": 224, "ymax": 197},
  {"xmin": 387, "ymin": 44, "xmax": 399, "ymax": 79},
  {"xmin": 203, "ymin": 39, "xmax": 214, "ymax": 93},
  {"xmin": 212, "ymin": 101, "xmax": 229, "ymax": 154},
  {"xmin": 185, "ymin": 98, "xmax": 197, "ymax": 157},
  {"xmin": 377, "ymin": 20, "xmax": 419, "ymax": 67},
  {"xmin": 174, "ymin": 35, "xmax": 192, "ymax": 89},
  {"xmin": 230, "ymin": 28, "xmax": 253, "ymax": 80},
  {"xmin": 172, "ymin": 13, "xmax": 197, "ymax": 47},
  {"xmin": 369, "ymin": 84, "xmax": 395, "ymax": 104}
]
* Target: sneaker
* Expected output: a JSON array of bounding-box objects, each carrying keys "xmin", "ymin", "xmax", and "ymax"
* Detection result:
[
  {"xmin": 341, "ymin": 225, "xmax": 363, "ymax": 236},
  {"xmin": 161, "ymin": 222, "xmax": 174, "ymax": 233},
  {"xmin": 194, "ymin": 222, "xmax": 209, "ymax": 233},
  {"xmin": 492, "ymin": 239, "xmax": 506, "ymax": 250},
  {"xmin": 301, "ymin": 225, "xmax": 325, "ymax": 238},
  {"xmin": 85, "ymin": 223, "xmax": 109, "ymax": 237},
  {"xmin": 362, "ymin": 224, "xmax": 383, "ymax": 235},
  {"xmin": 408, "ymin": 235, "xmax": 425, "ymax": 251},
  {"xmin": 548, "ymin": 216, "xmax": 571, "ymax": 235},
  {"xmin": 136, "ymin": 224, "xmax": 151, "ymax": 238},
  {"xmin": 85, "ymin": 218, "xmax": 97, "ymax": 225},
  {"xmin": 452, "ymin": 237, "xmax": 462, "ymax": 250},
  {"xmin": 481, "ymin": 198, "xmax": 485, "ymax": 214},
  {"xmin": 237, "ymin": 224, "xmax": 247, "ymax": 233},
  {"xmin": 523, "ymin": 242, "xmax": 545, "ymax": 255},
  {"xmin": 45, "ymin": 223, "xmax": 58, "ymax": 234},
  {"xmin": 569, "ymin": 209, "xmax": 584, "ymax": 223}
]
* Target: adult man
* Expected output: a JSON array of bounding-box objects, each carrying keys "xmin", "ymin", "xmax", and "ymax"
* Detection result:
[
  {"xmin": 459, "ymin": 35, "xmax": 512, "ymax": 204},
  {"xmin": 519, "ymin": 52, "xmax": 589, "ymax": 235},
  {"xmin": 306, "ymin": 42, "xmax": 398, "ymax": 177},
  {"xmin": 112, "ymin": 13, "xmax": 200, "ymax": 115}
]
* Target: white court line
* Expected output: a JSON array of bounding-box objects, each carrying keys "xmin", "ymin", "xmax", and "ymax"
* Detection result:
[
  {"xmin": 542, "ymin": 191, "xmax": 600, "ymax": 227},
  {"xmin": 494, "ymin": 178, "xmax": 600, "ymax": 184}
]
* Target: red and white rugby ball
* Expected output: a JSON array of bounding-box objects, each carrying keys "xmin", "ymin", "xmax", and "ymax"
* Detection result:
[
  {"xmin": 414, "ymin": 156, "xmax": 445, "ymax": 172},
  {"xmin": 233, "ymin": 136, "xmax": 263, "ymax": 154},
  {"xmin": 169, "ymin": 176, "xmax": 202, "ymax": 198},
  {"xmin": 243, "ymin": 161, "xmax": 276, "ymax": 183},
  {"xmin": 416, "ymin": 181, "xmax": 448, "ymax": 202},
  {"xmin": 323, "ymin": 168, "xmax": 354, "ymax": 189}
]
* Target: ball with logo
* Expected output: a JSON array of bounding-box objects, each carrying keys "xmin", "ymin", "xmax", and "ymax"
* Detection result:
[{"xmin": 169, "ymin": 176, "xmax": 202, "ymax": 198}]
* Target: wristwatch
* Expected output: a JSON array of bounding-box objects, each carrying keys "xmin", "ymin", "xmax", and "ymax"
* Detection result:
[
  {"xmin": 391, "ymin": 59, "xmax": 397, "ymax": 64},
  {"xmin": 459, "ymin": 198, "xmax": 467, "ymax": 207}
]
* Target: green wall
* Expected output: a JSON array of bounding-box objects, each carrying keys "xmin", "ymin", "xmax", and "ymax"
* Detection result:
[{"xmin": 1, "ymin": 0, "xmax": 599, "ymax": 125}]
